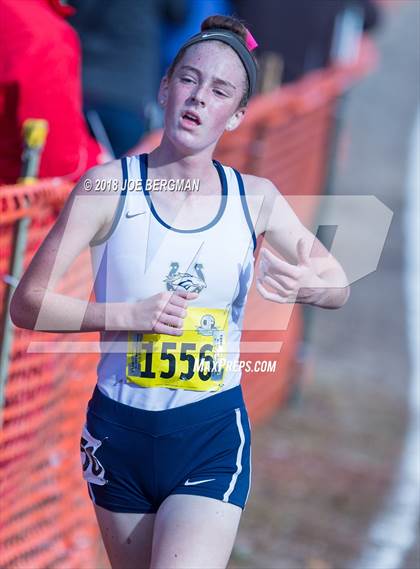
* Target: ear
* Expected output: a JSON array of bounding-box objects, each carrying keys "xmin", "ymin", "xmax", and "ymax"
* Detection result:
[
  {"xmin": 158, "ymin": 76, "xmax": 169, "ymax": 107},
  {"xmin": 225, "ymin": 108, "xmax": 246, "ymax": 132}
]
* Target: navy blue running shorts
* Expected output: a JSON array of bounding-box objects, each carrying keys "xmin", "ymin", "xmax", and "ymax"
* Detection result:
[{"xmin": 80, "ymin": 385, "xmax": 252, "ymax": 514}]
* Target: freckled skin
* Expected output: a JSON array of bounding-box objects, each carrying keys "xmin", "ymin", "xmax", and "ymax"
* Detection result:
[{"xmin": 160, "ymin": 42, "xmax": 247, "ymax": 155}]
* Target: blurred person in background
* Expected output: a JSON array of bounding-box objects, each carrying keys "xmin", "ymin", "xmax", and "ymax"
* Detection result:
[
  {"xmin": 162, "ymin": 0, "xmax": 232, "ymax": 76},
  {"xmin": 0, "ymin": 0, "xmax": 103, "ymax": 185},
  {"xmin": 233, "ymin": 0, "xmax": 380, "ymax": 87},
  {"xmin": 69, "ymin": 0, "xmax": 187, "ymax": 158}
]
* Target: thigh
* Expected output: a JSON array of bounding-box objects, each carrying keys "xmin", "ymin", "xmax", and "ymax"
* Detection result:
[
  {"xmin": 93, "ymin": 503, "xmax": 155, "ymax": 569},
  {"xmin": 150, "ymin": 494, "xmax": 242, "ymax": 569}
]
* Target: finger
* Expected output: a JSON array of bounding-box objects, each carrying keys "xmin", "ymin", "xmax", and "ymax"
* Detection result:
[
  {"xmin": 160, "ymin": 313, "xmax": 184, "ymax": 329},
  {"xmin": 261, "ymin": 275, "xmax": 289, "ymax": 295},
  {"xmin": 296, "ymin": 238, "xmax": 311, "ymax": 266},
  {"xmin": 263, "ymin": 275, "xmax": 297, "ymax": 297},
  {"xmin": 166, "ymin": 304, "xmax": 187, "ymax": 319},
  {"xmin": 274, "ymin": 274, "xmax": 297, "ymax": 291},
  {"xmin": 165, "ymin": 290, "xmax": 197, "ymax": 311},
  {"xmin": 172, "ymin": 290, "xmax": 199, "ymax": 301},
  {"xmin": 260, "ymin": 248, "xmax": 300, "ymax": 278},
  {"xmin": 256, "ymin": 278, "xmax": 299, "ymax": 304},
  {"xmin": 168, "ymin": 294, "xmax": 188, "ymax": 309},
  {"xmin": 256, "ymin": 279, "xmax": 284, "ymax": 303},
  {"xmin": 154, "ymin": 322, "xmax": 184, "ymax": 336},
  {"xmin": 263, "ymin": 271, "xmax": 297, "ymax": 291}
]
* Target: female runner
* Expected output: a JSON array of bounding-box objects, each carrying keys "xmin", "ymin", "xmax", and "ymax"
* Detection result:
[{"xmin": 10, "ymin": 15, "xmax": 350, "ymax": 569}]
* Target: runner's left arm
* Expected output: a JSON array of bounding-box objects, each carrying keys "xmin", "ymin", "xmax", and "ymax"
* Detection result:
[{"xmin": 257, "ymin": 180, "xmax": 350, "ymax": 309}]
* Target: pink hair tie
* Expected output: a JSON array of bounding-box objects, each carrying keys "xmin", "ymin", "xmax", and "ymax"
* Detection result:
[{"xmin": 245, "ymin": 29, "xmax": 258, "ymax": 51}]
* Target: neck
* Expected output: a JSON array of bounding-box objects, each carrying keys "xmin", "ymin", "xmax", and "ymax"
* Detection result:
[{"xmin": 148, "ymin": 133, "xmax": 218, "ymax": 182}]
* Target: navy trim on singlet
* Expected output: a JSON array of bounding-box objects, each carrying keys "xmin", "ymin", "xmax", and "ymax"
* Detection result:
[
  {"xmin": 138, "ymin": 153, "xmax": 228, "ymax": 234},
  {"xmin": 232, "ymin": 168, "xmax": 257, "ymax": 252},
  {"xmin": 121, "ymin": 156, "xmax": 129, "ymax": 193}
]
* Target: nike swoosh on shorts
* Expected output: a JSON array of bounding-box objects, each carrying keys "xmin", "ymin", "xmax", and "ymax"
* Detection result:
[{"xmin": 184, "ymin": 478, "xmax": 216, "ymax": 486}]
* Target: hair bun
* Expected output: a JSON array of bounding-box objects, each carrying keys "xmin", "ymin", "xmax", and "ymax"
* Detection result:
[{"xmin": 201, "ymin": 15, "xmax": 248, "ymax": 44}]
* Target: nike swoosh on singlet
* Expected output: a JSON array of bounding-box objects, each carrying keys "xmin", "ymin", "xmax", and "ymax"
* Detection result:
[
  {"xmin": 125, "ymin": 211, "xmax": 146, "ymax": 218},
  {"xmin": 184, "ymin": 478, "xmax": 216, "ymax": 486}
]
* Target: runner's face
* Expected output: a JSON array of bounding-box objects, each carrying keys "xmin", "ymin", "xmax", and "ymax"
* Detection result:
[{"xmin": 161, "ymin": 42, "xmax": 246, "ymax": 152}]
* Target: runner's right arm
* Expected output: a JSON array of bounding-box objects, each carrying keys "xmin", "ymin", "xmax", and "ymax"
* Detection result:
[{"xmin": 10, "ymin": 162, "xmax": 194, "ymax": 334}]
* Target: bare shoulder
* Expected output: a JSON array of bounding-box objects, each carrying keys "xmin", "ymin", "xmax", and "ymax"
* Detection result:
[
  {"xmin": 71, "ymin": 159, "xmax": 124, "ymax": 228},
  {"xmin": 241, "ymin": 173, "xmax": 278, "ymax": 199},
  {"xmin": 44, "ymin": 159, "xmax": 125, "ymax": 247},
  {"xmin": 238, "ymin": 173, "xmax": 281, "ymax": 237},
  {"xmin": 75, "ymin": 159, "xmax": 123, "ymax": 194}
]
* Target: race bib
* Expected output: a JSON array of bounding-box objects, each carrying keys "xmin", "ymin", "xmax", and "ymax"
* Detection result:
[{"xmin": 126, "ymin": 307, "xmax": 229, "ymax": 391}]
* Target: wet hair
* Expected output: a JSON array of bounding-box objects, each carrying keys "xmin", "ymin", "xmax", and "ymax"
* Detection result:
[{"xmin": 166, "ymin": 15, "xmax": 258, "ymax": 108}]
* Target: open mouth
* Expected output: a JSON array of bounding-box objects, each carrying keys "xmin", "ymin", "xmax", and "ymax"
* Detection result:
[{"xmin": 181, "ymin": 111, "xmax": 201, "ymax": 126}]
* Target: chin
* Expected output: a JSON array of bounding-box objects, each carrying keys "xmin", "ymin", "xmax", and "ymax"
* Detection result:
[{"xmin": 167, "ymin": 126, "xmax": 209, "ymax": 155}]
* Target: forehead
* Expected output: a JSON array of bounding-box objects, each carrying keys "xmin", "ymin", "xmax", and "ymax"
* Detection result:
[{"xmin": 177, "ymin": 41, "xmax": 246, "ymax": 86}]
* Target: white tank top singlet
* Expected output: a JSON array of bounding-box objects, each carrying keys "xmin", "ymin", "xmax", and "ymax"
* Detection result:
[{"xmin": 90, "ymin": 153, "xmax": 259, "ymax": 411}]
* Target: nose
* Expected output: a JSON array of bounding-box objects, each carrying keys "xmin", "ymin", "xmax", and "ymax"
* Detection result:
[
  {"xmin": 190, "ymin": 86, "xmax": 206, "ymax": 107},
  {"xmin": 191, "ymin": 95, "xmax": 205, "ymax": 108}
]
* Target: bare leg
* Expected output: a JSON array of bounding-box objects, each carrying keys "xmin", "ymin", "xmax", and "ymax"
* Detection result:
[
  {"xmin": 150, "ymin": 494, "xmax": 242, "ymax": 569},
  {"xmin": 93, "ymin": 503, "xmax": 155, "ymax": 569}
]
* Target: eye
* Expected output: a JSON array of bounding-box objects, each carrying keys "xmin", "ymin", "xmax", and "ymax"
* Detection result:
[
  {"xmin": 180, "ymin": 76, "xmax": 195, "ymax": 84},
  {"xmin": 213, "ymin": 89, "xmax": 228, "ymax": 97}
]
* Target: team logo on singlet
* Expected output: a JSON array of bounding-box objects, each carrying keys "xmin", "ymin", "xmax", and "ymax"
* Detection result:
[{"xmin": 164, "ymin": 262, "xmax": 207, "ymax": 293}]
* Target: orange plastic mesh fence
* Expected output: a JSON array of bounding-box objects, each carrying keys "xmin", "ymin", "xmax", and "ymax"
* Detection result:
[
  {"xmin": 0, "ymin": 38, "xmax": 376, "ymax": 568},
  {"xmin": 1, "ymin": 180, "xmax": 100, "ymax": 569}
]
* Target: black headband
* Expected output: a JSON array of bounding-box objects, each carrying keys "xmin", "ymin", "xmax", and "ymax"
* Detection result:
[{"xmin": 178, "ymin": 28, "xmax": 257, "ymax": 99}]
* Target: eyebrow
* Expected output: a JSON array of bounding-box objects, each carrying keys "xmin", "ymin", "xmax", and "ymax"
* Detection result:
[{"xmin": 179, "ymin": 65, "xmax": 237, "ymax": 91}]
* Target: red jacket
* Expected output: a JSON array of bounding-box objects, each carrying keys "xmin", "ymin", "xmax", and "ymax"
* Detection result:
[{"xmin": 0, "ymin": 0, "xmax": 102, "ymax": 184}]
